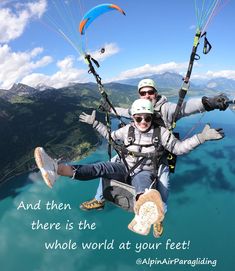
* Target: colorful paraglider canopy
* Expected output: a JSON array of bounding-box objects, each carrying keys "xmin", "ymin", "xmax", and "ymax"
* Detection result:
[{"xmin": 79, "ymin": 3, "xmax": 125, "ymax": 35}]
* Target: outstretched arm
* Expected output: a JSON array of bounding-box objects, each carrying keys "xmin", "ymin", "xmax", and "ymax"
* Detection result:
[
  {"xmin": 163, "ymin": 94, "xmax": 229, "ymax": 123},
  {"xmin": 79, "ymin": 110, "xmax": 109, "ymax": 139},
  {"xmin": 79, "ymin": 110, "xmax": 126, "ymax": 141},
  {"xmin": 160, "ymin": 124, "xmax": 224, "ymax": 155}
]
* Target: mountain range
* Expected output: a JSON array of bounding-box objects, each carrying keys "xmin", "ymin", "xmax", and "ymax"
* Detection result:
[
  {"xmin": 117, "ymin": 72, "xmax": 235, "ymax": 95},
  {"xmin": 1, "ymin": 72, "xmax": 234, "ymax": 101}
]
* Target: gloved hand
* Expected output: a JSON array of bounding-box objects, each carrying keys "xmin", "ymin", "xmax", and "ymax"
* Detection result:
[
  {"xmin": 197, "ymin": 124, "xmax": 224, "ymax": 143},
  {"xmin": 202, "ymin": 94, "xmax": 229, "ymax": 111},
  {"xmin": 79, "ymin": 110, "xmax": 96, "ymax": 125}
]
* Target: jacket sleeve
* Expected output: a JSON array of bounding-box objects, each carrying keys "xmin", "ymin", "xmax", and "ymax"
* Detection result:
[
  {"xmin": 160, "ymin": 127, "xmax": 202, "ymax": 155},
  {"xmin": 92, "ymin": 121, "xmax": 127, "ymax": 141},
  {"xmin": 162, "ymin": 98, "xmax": 206, "ymax": 123}
]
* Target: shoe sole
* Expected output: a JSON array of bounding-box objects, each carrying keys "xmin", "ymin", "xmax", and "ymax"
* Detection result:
[
  {"xmin": 128, "ymin": 201, "xmax": 159, "ymax": 235},
  {"xmin": 138, "ymin": 201, "xmax": 159, "ymax": 231},
  {"xmin": 34, "ymin": 147, "xmax": 53, "ymax": 189}
]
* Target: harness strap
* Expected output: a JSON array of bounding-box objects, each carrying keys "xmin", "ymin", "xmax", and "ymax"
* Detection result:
[
  {"xmin": 171, "ymin": 30, "xmax": 212, "ymax": 129},
  {"xmin": 127, "ymin": 125, "xmax": 135, "ymax": 144},
  {"xmin": 152, "ymin": 126, "xmax": 165, "ymax": 180},
  {"xmin": 124, "ymin": 157, "xmax": 147, "ymax": 183},
  {"xmin": 85, "ymin": 54, "xmax": 125, "ymax": 123},
  {"xmin": 202, "ymin": 32, "xmax": 212, "ymax": 54},
  {"xmin": 171, "ymin": 30, "xmax": 201, "ymax": 129},
  {"xmin": 84, "ymin": 54, "xmax": 126, "ymax": 160},
  {"xmin": 153, "ymin": 111, "xmax": 166, "ymax": 127}
]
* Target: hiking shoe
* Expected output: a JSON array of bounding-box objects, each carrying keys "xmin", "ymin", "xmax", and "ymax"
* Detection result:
[
  {"xmin": 153, "ymin": 222, "xmax": 163, "ymax": 238},
  {"xmin": 80, "ymin": 198, "xmax": 105, "ymax": 211},
  {"xmin": 128, "ymin": 189, "xmax": 165, "ymax": 236},
  {"xmin": 34, "ymin": 147, "xmax": 58, "ymax": 188}
]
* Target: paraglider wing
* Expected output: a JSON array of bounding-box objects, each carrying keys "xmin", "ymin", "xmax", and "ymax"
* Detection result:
[{"xmin": 79, "ymin": 3, "xmax": 125, "ymax": 35}]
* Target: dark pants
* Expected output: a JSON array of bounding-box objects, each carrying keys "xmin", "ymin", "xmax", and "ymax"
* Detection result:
[{"xmin": 73, "ymin": 161, "xmax": 155, "ymax": 194}]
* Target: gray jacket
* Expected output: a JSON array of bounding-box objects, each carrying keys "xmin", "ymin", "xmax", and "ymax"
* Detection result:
[
  {"xmin": 93, "ymin": 121, "xmax": 201, "ymax": 173},
  {"xmin": 113, "ymin": 95, "xmax": 205, "ymax": 128}
]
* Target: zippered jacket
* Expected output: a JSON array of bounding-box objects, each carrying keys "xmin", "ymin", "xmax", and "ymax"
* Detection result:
[{"xmin": 93, "ymin": 121, "xmax": 201, "ymax": 173}]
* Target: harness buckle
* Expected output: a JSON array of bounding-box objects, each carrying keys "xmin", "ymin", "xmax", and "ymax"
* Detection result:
[
  {"xmin": 153, "ymin": 137, "xmax": 159, "ymax": 147},
  {"xmin": 129, "ymin": 152, "xmax": 135, "ymax": 158},
  {"xmin": 127, "ymin": 137, "xmax": 133, "ymax": 143}
]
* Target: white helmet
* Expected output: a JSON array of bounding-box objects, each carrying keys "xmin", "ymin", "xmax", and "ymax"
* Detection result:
[
  {"xmin": 131, "ymin": 99, "xmax": 154, "ymax": 115},
  {"xmin": 138, "ymin": 78, "xmax": 157, "ymax": 92}
]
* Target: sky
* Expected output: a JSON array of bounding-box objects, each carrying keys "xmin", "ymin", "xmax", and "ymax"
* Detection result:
[{"xmin": 0, "ymin": 0, "xmax": 235, "ymax": 90}]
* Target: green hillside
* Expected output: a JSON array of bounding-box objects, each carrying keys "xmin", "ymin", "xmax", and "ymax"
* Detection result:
[{"xmin": 0, "ymin": 85, "xmax": 106, "ymax": 183}]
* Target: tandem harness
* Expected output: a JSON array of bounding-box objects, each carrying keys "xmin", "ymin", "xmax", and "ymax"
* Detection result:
[
  {"xmin": 111, "ymin": 114, "xmax": 178, "ymax": 180},
  {"xmin": 111, "ymin": 121, "xmax": 177, "ymax": 187}
]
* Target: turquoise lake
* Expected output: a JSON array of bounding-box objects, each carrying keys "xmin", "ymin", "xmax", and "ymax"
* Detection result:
[{"xmin": 0, "ymin": 108, "xmax": 235, "ymax": 271}]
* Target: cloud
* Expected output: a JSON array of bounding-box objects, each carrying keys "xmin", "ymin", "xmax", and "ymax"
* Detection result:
[
  {"xmin": 206, "ymin": 70, "xmax": 235, "ymax": 79},
  {"xmin": 57, "ymin": 57, "xmax": 74, "ymax": 70},
  {"xmin": 192, "ymin": 70, "xmax": 235, "ymax": 80},
  {"xmin": 0, "ymin": 44, "xmax": 52, "ymax": 89},
  {"xmin": 26, "ymin": 0, "xmax": 46, "ymax": 18},
  {"xmin": 107, "ymin": 61, "xmax": 189, "ymax": 82},
  {"xmin": 107, "ymin": 61, "xmax": 235, "ymax": 83},
  {"xmin": 21, "ymin": 56, "xmax": 88, "ymax": 89},
  {"xmin": 79, "ymin": 43, "xmax": 120, "ymax": 62},
  {"xmin": 20, "ymin": 42, "xmax": 121, "ymax": 89},
  {"xmin": 0, "ymin": 0, "xmax": 47, "ymax": 43}
]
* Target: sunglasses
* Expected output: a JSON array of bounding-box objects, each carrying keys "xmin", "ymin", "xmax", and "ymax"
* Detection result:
[
  {"xmin": 139, "ymin": 90, "xmax": 155, "ymax": 96},
  {"xmin": 134, "ymin": 115, "xmax": 152, "ymax": 123}
]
